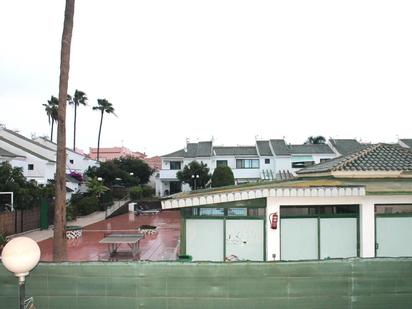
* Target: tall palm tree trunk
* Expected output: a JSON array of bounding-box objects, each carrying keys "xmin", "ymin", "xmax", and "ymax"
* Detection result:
[
  {"xmin": 73, "ymin": 103, "xmax": 77, "ymax": 150},
  {"xmin": 97, "ymin": 110, "xmax": 104, "ymax": 161},
  {"xmin": 51, "ymin": 121, "xmax": 54, "ymax": 142},
  {"xmin": 54, "ymin": 0, "xmax": 75, "ymax": 262}
]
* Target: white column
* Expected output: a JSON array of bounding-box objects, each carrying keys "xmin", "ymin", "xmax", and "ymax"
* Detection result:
[
  {"xmin": 266, "ymin": 197, "xmax": 280, "ymax": 261},
  {"xmin": 360, "ymin": 201, "xmax": 375, "ymax": 257}
]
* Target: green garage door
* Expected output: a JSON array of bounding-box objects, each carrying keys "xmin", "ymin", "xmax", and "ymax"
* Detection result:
[
  {"xmin": 376, "ymin": 217, "xmax": 412, "ymax": 257},
  {"xmin": 225, "ymin": 219, "xmax": 264, "ymax": 261},
  {"xmin": 320, "ymin": 218, "xmax": 357, "ymax": 259},
  {"xmin": 281, "ymin": 218, "xmax": 318, "ymax": 260},
  {"xmin": 280, "ymin": 205, "xmax": 359, "ymax": 261},
  {"xmin": 186, "ymin": 219, "xmax": 224, "ymax": 261}
]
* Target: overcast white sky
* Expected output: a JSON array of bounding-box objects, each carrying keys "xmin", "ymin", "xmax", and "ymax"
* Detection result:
[{"xmin": 0, "ymin": 0, "xmax": 411, "ymax": 157}]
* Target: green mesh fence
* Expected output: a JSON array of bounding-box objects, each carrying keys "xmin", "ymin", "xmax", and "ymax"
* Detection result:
[{"xmin": 1, "ymin": 259, "xmax": 412, "ymax": 308}]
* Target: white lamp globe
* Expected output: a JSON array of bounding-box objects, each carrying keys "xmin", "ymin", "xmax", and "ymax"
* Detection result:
[{"xmin": 1, "ymin": 237, "xmax": 41, "ymax": 280}]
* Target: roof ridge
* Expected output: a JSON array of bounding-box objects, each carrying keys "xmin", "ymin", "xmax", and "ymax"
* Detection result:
[{"xmin": 333, "ymin": 143, "xmax": 381, "ymax": 171}]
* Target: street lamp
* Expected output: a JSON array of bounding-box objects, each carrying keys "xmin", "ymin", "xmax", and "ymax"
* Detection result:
[
  {"xmin": 191, "ymin": 174, "xmax": 200, "ymax": 190},
  {"xmin": 1, "ymin": 237, "xmax": 41, "ymax": 309}
]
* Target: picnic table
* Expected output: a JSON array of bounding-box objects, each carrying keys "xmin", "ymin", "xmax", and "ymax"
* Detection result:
[{"xmin": 99, "ymin": 233, "xmax": 144, "ymax": 260}]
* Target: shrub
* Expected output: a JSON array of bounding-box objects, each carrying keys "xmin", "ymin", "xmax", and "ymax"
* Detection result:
[
  {"xmin": 66, "ymin": 203, "xmax": 77, "ymax": 221},
  {"xmin": 141, "ymin": 185, "xmax": 154, "ymax": 198},
  {"xmin": 74, "ymin": 195, "xmax": 99, "ymax": 216},
  {"xmin": 211, "ymin": 166, "xmax": 235, "ymax": 188},
  {"xmin": 129, "ymin": 186, "xmax": 143, "ymax": 201},
  {"xmin": 99, "ymin": 190, "xmax": 113, "ymax": 210},
  {"xmin": 0, "ymin": 233, "xmax": 7, "ymax": 247}
]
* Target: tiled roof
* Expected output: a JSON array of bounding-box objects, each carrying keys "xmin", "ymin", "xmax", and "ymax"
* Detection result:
[
  {"xmin": 297, "ymin": 143, "xmax": 412, "ymax": 174},
  {"xmin": 329, "ymin": 139, "xmax": 366, "ymax": 155},
  {"xmin": 162, "ymin": 141, "xmax": 213, "ymax": 158},
  {"xmin": 162, "ymin": 149, "xmax": 185, "ymax": 158},
  {"xmin": 214, "ymin": 146, "xmax": 258, "ymax": 156},
  {"xmin": 0, "ymin": 136, "xmax": 55, "ymax": 162},
  {"xmin": 289, "ymin": 144, "xmax": 334, "ymax": 154},
  {"xmin": 0, "ymin": 147, "xmax": 23, "ymax": 158},
  {"xmin": 270, "ymin": 139, "xmax": 334, "ymax": 155},
  {"xmin": 270, "ymin": 139, "xmax": 290, "ymax": 155},
  {"xmin": 256, "ymin": 141, "xmax": 273, "ymax": 156},
  {"xmin": 186, "ymin": 141, "xmax": 213, "ymax": 157},
  {"xmin": 1, "ymin": 128, "xmax": 55, "ymax": 152},
  {"xmin": 400, "ymin": 139, "xmax": 412, "ymax": 148}
]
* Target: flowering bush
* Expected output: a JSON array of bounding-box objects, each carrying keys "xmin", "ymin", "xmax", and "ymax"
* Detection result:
[{"xmin": 68, "ymin": 171, "xmax": 83, "ymax": 183}]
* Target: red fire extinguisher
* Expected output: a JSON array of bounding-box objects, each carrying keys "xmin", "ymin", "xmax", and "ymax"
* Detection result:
[{"xmin": 269, "ymin": 212, "xmax": 278, "ymax": 230}]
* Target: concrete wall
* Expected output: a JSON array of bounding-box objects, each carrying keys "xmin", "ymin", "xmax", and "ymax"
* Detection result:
[{"xmin": 1, "ymin": 259, "xmax": 412, "ymax": 308}]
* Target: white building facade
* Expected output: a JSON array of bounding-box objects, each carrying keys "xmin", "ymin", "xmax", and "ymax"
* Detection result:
[
  {"xmin": 157, "ymin": 139, "xmax": 338, "ymax": 197},
  {"xmin": 0, "ymin": 127, "xmax": 98, "ymax": 185}
]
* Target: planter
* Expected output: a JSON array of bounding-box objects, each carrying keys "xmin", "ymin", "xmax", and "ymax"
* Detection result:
[
  {"xmin": 138, "ymin": 225, "xmax": 157, "ymax": 235},
  {"xmin": 65, "ymin": 226, "xmax": 83, "ymax": 239},
  {"xmin": 178, "ymin": 255, "xmax": 192, "ymax": 262}
]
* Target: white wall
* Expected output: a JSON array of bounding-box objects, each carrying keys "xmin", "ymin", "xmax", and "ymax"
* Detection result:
[
  {"xmin": 273, "ymin": 156, "xmax": 291, "ymax": 174},
  {"xmin": 0, "ymin": 139, "xmax": 55, "ymax": 184}
]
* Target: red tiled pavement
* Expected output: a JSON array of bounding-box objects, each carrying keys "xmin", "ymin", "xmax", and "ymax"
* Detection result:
[{"xmin": 38, "ymin": 210, "xmax": 180, "ymax": 261}]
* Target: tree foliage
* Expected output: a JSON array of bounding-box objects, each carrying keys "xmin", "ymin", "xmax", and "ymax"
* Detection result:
[
  {"xmin": 176, "ymin": 161, "xmax": 211, "ymax": 190},
  {"xmin": 86, "ymin": 156, "xmax": 153, "ymax": 187},
  {"xmin": 211, "ymin": 165, "xmax": 235, "ymax": 188},
  {"xmin": 305, "ymin": 136, "xmax": 326, "ymax": 144},
  {"xmin": 68, "ymin": 89, "xmax": 88, "ymax": 151},
  {"xmin": 92, "ymin": 98, "xmax": 116, "ymax": 161},
  {"xmin": 0, "ymin": 162, "xmax": 42, "ymax": 209}
]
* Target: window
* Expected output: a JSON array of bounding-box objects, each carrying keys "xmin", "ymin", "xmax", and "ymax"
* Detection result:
[
  {"xmin": 236, "ymin": 159, "xmax": 259, "ymax": 169},
  {"xmin": 216, "ymin": 160, "xmax": 228, "ymax": 167},
  {"xmin": 228, "ymin": 208, "xmax": 247, "ymax": 216},
  {"xmin": 281, "ymin": 205, "xmax": 358, "ymax": 217},
  {"xmin": 188, "ymin": 207, "xmax": 265, "ymax": 217},
  {"xmin": 170, "ymin": 161, "xmax": 182, "ymax": 170},
  {"xmin": 198, "ymin": 208, "xmax": 225, "ymax": 216},
  {"xmin": 320, "ymin": 158, "xmax": 331, "ymax": 163},
  {"xmin": 291, "ymin": 161, "xmax": 315, "ymax": 168},
  {"xmin": 69, "ymin": 159, "xmax": 74, "ymax": 164},
  {"xmin": 375, "ymin": 204, "xmax": 412, "ymax": 214},
  {"xmin": 264, "ymin": 158, "xmax": 270, "ymax": 164},
  {"xmin": 28, "ymin": 164, "xmax": 34, "ymax": 170}
]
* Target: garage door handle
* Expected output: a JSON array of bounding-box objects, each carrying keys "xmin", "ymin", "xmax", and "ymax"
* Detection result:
[{"xmin": 375, "ymin": 243, "xmax": 379, "ymax": 250}]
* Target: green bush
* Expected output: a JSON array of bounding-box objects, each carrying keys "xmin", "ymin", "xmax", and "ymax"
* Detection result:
[
  {"xmin": 99, "ymin": 190, "xmax": 113, "ymax": 210},
  {"xmin": 211, "ymin": 166, "xmax": 235, "ymax": 188},
  {"xmin": 129, "ymin": 186, "xmax": 143, "ymax": 201},
  {"xmin": 66, "ymin": 203, "xmax": 78, "ymax": 221},
  {"xmin": 141, "ymin": 185, "xmax": 154, "ymax": 198},
  {"xmin": 0, "ymin": 233, "xmax": 7, "ymax": 247},
  {"xmin": 74, "ymin": 195, "xmax": 99, "ymax": 216}
]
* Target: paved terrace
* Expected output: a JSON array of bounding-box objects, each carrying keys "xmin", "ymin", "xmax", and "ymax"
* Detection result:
[{"xmin": 35, "ymin": 210, "xmax": 180, "ymax": 261}]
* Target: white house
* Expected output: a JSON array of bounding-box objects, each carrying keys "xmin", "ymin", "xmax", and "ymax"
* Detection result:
[
  {"xmin": 0, "ymin": 129, "xmax": 56, "ymax": 184},
  {"xmin": 33, "ymin": 137, "xmax": 98, "ymax": 174},
  {"xmin": 162, "ymin": 143, "xmax": 412, "ymax": 262},
  {"xmin": 0, "ymin": 127, "xmax": 98, "ymax": 187},
  {"xmin": 157, "ymin": 139, "xmax": 338, "ymax": 197}
]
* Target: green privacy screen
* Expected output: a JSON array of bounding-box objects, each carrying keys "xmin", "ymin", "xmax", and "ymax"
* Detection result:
[{"xmin": 1, "ymin": 259, "xmax": 412, "ymax": 309}]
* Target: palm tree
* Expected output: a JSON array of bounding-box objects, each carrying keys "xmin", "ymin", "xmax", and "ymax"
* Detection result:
[
  {"xmin": 68, "ymin": 90, "xmax": 87, "ymax": 151},
  {"xmin": 93, "ymin": 99, "xmax": 116, "ymax": 161},
  {"xmin": 305, "ymin": 136, "xmax": 326, "ymax": 144},
  {"xmin": 54, "ymin": 0, "xmax": 75, "ymax": 262},
  {"xmin": 43, "ymin": 96, "xmax": 59, "ymax": 142}
]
